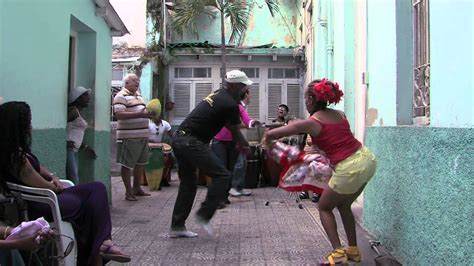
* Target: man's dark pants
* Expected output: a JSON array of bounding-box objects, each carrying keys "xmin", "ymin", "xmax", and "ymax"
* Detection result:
[
  {"xmin": 211, "ymin": 140, "xmax": 239, "ymax": 192},
  {"xmin": 171, "ymin": 132, "xmax": 230, "ymax": 229}
]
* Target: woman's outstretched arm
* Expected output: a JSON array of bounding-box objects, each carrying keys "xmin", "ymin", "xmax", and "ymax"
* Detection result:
[{"xmin": 264, "ymin": 117, "xmax": 321, "ymax": 145}]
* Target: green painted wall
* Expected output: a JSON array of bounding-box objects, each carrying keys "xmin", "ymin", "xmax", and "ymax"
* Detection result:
[
  {"xmin": 0, "ymin": 0, "xmax": 114, "ymax": 195},
  {"xmin": 32, "ymin": 129, "xmax": 68, "ymax": 178},
  {"xmin": 364, "ymin": 127, "xmax": 473, "ymax": 264},
  {"xmin": 363, "ymin": 0, "xmax": 474, "ymax": 263}
]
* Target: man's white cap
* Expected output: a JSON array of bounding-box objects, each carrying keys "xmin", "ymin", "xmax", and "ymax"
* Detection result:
[
  {"xmin": 68, "ymin": 86, "xmax": 91, "ymax": 104},
  {"xmin": 225, "ymin": 70, "xmax": 253, "ymax": 86}
]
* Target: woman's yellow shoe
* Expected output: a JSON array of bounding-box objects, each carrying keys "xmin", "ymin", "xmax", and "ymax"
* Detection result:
[
  {"xmin": 320, "ymin": 248, "xmax": 348, "ymax": 265},
  {"xmin": 345, "ymin": 246, "xmax": 361, "ymax": 262}
]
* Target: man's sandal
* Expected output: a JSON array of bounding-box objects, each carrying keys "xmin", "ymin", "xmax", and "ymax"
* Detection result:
[
  {"xmin": 133, "ymin": 189, "xmax": 151, "ymax": 196},
  {"xmin": 345, "ymin": 246, "xmax": 361, "ymax": 262},
  {"xmin": 320, "ymin": 248, "xmax": 348, "ymax": 265},
  {"xmin": 100, "ymin": 243, "xmax": 131, "ymax": 263},
  {"xmin": 125, "ymin": 194, "xmax": 137, "ymax": 201}
]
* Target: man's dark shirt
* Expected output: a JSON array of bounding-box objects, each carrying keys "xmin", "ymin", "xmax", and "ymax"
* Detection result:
[{"xmin": 178, "ymin": 89, "xmax": 240, "ymax": 143}]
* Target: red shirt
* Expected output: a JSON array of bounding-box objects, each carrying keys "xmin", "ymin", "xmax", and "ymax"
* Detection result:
[{"xmin": 310, "ymin": 115, "xmax": 361, "ymax": 165}]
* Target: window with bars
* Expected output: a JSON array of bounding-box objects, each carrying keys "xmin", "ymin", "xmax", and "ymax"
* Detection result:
[
  {"xmin": 413, "ymin": 0, "xmax": 430, "ymax": 125},
  {"xmin": 169, "ymin": 66, "xmax": 303, "ymax": 124},
  {"xmin": 241, "ymin": 68, "xmax": 260, "ymax": 78},
  {"xmin": 268, "ymin": 68, "xmax": 299, "ymax": 79},
  {"xmin": 247, "ymin": 83, "xmax": 260, "ymax": 119},
  {"xmin": 112, "ymin": 68, "xmax": 124, "ymax": 81},
  {"xmin": 267, "ymin": 82, "xmax": 301, "ymax": 122},
  {"xmin": 219, "ymin": 67, "xmax": 259, "ymax": 78},
  {"xmin": 175, "ymin": 67, "xmax": 212, "ymax": 78}
]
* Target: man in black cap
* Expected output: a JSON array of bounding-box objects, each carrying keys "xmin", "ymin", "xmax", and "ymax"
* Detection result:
[{"xmin": 169, "ymin": 70, "xmax": 252, "ymax": 238}]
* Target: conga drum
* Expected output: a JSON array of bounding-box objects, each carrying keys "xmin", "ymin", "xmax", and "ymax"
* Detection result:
[
  {"xmin": 145, "ymin": 143, "xmax": 165, "ymax": 191},
  {"xmin": 161, "ymin": 143, "xmax": 173, "ymax": 184},
  {"xmin": 245, "ymin": 143, "xmax": 261, "ymax": 188},
  {"xmin": 261, "ymin": 146, "xmax": 283, "ymax": 187}
]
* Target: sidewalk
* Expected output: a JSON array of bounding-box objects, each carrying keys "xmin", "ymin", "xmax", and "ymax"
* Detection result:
[{"xmin": 108, "ymin": 173, "xmax": 377, "ymax": 265}]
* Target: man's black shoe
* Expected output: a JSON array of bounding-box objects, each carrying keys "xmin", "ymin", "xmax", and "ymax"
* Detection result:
[
  {"xmin": 311, "ymin": 194, "xmax": 320, "ymax": 203},
  {"xmin": 298, "ymin": 192, "xmax": 309, "ymax": 200}
]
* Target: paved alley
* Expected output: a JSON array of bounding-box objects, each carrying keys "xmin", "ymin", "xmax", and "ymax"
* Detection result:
[{"xmin": 107, "ymin": 174, "xmax": 377, "ymax": 265}]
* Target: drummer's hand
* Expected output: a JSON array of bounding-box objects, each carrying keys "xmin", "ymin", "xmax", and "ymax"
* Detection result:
[
  {"xmin": 251, "ymin": 120, "xmax": 261, "ymax": 127},
  {"xmin": 262, "ymin": 130, "xmax": 273, "ymax": 147},
  {"xmin": 141, "ymin": 109, "xmax": 154, "ymax": 119},
  {"xmin": 238, "ymin": 145, "xmax": 251, "ymax": 156}
]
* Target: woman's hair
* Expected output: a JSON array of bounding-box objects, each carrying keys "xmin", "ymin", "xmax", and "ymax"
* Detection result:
[
  {"xmin": 306, "ymin": 79, "xmax": 343, "ymax": 114},
  {"xmin": 0, "ymin": 101, "xmax": 32, "ymax": 186}
]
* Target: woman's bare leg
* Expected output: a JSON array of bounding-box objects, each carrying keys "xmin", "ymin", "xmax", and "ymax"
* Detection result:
[
  {"xmin": 336, "ymin": 185, "xmax": 365, "ymax": 246},
  {"xmin": 319, "ymin": 185, "xmax": 366, "ymax": 249},
  {"xmin": 318, "ymin": 187, "xmax": 351, "ymax": 249}
]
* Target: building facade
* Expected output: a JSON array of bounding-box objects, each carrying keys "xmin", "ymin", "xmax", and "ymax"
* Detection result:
[
  {"xmin": 152, "ymin": 0, "xmax": 305, "ymax": 125},
  {"xmin": 0, "ymin": 0, "xmax": 128, "ymax": 194},
  {"xmin": 303, "ymin": 0, "xmax": 473, "ymax": 264}
]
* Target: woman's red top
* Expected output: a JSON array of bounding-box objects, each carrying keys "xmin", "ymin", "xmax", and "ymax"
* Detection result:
[{"xmin": 310, "ymin": 115, "xmax": 361, "ymax": 165}]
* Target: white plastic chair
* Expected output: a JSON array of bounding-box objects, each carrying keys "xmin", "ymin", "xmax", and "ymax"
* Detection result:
[{"xmin": 6, "ymin": 180, "xmax": 77, "ymax": 266}]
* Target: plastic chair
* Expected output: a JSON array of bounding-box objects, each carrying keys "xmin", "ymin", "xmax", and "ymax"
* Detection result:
[{"xmin": 6, "ymin": 180, "xmax": 77, "ymax": 266}]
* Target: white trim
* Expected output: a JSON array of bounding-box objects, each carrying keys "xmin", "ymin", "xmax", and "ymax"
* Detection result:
[
  {"xmin": 94, "ymin": 0, "xmax": 129, "ymax": 36},
  {"xmin": 68, "ymin": 35, "xmax": 77, "ymax": 91}
]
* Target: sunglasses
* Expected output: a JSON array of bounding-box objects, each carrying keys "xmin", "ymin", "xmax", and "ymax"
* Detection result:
[{"xmin": 47, "ymin": 233, "xmax": 75, "ymax": 261}]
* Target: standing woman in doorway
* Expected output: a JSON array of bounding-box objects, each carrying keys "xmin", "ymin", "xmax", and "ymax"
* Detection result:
[
  {"xmin": 263, "ymin": 79, "xmax": 376, "ymax": 265},
  {"xmin": 66, "ymin": 86, "xmax": 97, "ymax": 184}
]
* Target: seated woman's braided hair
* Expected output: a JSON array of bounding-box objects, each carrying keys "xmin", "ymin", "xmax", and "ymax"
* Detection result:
[{"xmin": 0, "ymin": 102, "xmax": 32, "ymax": 191}]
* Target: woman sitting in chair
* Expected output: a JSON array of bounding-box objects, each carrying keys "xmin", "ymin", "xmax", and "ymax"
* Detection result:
[{"xmin": 0, "ymin": 101, "xmax": 131, "ymax": 265}]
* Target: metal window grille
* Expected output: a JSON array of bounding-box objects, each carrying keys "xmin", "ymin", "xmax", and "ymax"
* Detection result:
[{"xmin": 413, "ymin": 0, "xmax": 430, "ymax": 124}]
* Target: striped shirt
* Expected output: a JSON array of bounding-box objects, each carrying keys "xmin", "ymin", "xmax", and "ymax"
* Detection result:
[{"xmin": 113, "ymin": 88, "xmax": 149, "ymax": 139}]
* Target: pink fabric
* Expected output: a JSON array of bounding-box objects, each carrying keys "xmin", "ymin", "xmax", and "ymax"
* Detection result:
[{"xmin": 214, "ymin": 104, "xmax": 252, "ymax": 141}]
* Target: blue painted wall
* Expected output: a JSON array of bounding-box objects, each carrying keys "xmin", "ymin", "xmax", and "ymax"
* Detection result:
[
  {"xmin": 430, "ymin": 0, "xmax": 473, "ymax": 127},
  {"xmin": 140, "ymin": 63, "xmax": 153, "ymax": 104},
  {"xmin": 366, "ymin": 0, "xmax": 397, "ymax": 127}
]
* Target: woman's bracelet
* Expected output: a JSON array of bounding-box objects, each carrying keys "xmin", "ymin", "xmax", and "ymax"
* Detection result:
[{"xmin": 3, "ymin": 226, "xmax": 10, "ymax": 239}]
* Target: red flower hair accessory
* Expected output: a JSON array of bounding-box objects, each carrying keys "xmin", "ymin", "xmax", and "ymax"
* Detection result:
[{"xmin": 312, "ymin": 79, "xmax": 344, "ymax": 104}]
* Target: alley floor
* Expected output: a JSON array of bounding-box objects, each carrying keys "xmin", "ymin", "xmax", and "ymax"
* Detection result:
[{"xmin": 108, "ymin": 173, "xmax": 377, "ymax": 265}]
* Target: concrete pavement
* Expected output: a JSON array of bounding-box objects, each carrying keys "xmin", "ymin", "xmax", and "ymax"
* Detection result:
[{"xmin": 107, "ymin": 173, "xmax": 378, "ymax": 265}]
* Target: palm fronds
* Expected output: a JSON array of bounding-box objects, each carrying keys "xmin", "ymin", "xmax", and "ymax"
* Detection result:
[
  {"xmin": 265, "ymin": 0, "xmax": 280, "ymax": 17},
  {"xmin": 225, "ymin": 2, "xmax": 249, "ymax": 43},
  {"xmin": 172, "ymin": 0, "xmax": 218, "ymax": 39}
]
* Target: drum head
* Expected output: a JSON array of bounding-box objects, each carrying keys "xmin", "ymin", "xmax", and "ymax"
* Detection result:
[
  {"xmin": 162, "ymin": 143, "xmax": 172, "ymax": 153},
  {"xmin": 148, "ymin": 143, "xmax": 163, "ymax": 149}
]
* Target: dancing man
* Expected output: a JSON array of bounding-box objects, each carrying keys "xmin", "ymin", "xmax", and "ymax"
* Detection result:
[{"xmin": 169, "ymin": 70, "xmax": 251, "ymax": 238}]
